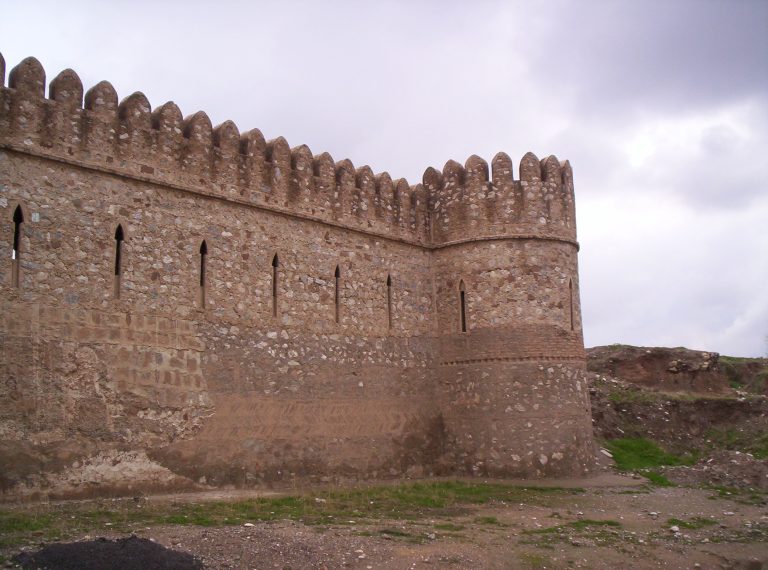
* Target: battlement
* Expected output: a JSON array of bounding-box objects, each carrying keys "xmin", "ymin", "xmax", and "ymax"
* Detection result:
[
  {"xmin": 423, "ymin": 151, "xmax": 576, "ymax": 246},
  {"xmin": 0, "ymin": 53, "xmax": 593, "ymax": 497},
  {"xmin": 0, "ymin": 53, "xmax": 576, "ymax": 249}
]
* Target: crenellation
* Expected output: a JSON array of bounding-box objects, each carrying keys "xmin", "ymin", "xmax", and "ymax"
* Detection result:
[
  {"xmin": 49, "ymin": 68, "xmax": 83, "ymax": 107},
  {"xmin": 212, "ymin": 120, "xmax": 241, "ymax": 194},
  {"xmin": 291, "ymin": 144, "xmax": 321, "ymax": 204},
  {"xmin": 46, "ymin": 70, "xmax": 83, "ymax": 155},
  {"xmin": 8, "ymin": 57, "xmax": 45, "ymax": 97},
  {"xmin": 393, "ymin": 178, "xmax": 408, "ymax": 229},
  {"xmin": 334, "ymin": 157, "xmax": 355, "ymax": 218},
  {"xmin": 312, "ymin": 151, "xmax": 335, "ymax": 192},
  {"xmin": 540, "ymin": 154, "xmax": 560, "ymax": 224},
  {"xmin": 117, "ymin": 92, "xmax": 153, "ymax": 168},
  {"xmin": 213, "ymin": 120, "xmax": 241, "ymax": 156},
  {"xmin": 541, "ymin": 154, "xmax": 561, "ymax": 183},
  {"xmin": 411, "ymin": 182, "xmax": 428, "ymax": 240},
  {"xmin": 373, "ymin": 171, "xmax": 393, "ymax": 224},
  {"xmin": 0, "ymin": 53, "xmax": 515, "ymax": 245},
  {"xmin": 0, "ymin": 53, "xmax": 593, "ymax": 498},
  {"xmin": 353, "ymin": 164, "xmax": 374, "ymax": 218},
  {"xmin": 7, "ymin": 58, "xmax": 46, "ymax": 139},
  {"xmin": 265, "ymin": 135, "xmax": 291, "ymax": 206},
  {"xmin": 422, "ymin": 167, "xmax": 442, "ymax": 215},
  {"xmin": 491, "ymin": 151, "xmax": 518, "ymax": 223},
  {"xmin": 151, "ymin": 101, "xmax": 184, "ymax": 170},
  {"xmin": 519, "ymin": 151, "xmax": 547, "ymax": 229},
  {"xmin": 240, "ymin": 127, "xmax": 267, "ymax": 201},
  {"xmin": 519, "ymin": 151, "xmax": 541, "ymax": 182},
  {"xmin": 84, "ymin": 80, "xmax": 118, "ymax": 114},
  {"xmin": 464, "ymin": 154, "xmax": 489, "ymax": 187}
]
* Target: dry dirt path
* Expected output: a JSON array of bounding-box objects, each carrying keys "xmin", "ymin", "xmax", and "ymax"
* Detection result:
[{"xmin": 6, "ymin": 476, "xmax": 767, "ymax": 569}]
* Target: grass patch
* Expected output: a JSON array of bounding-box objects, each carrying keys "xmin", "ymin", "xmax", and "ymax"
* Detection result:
[
  {"xmin": 704, "ymin": 428, "xmax": 768, "ymax": 459},
  {"xmin": 376, "ymin": 527, "xmax": 425, "ymax": 544},
  {"xmin": 667, "ymin": 516, "xmax": 717, "ymax": 529},
  {"xmin": 379, "ymin": 528, "xmax": 412, "ymax": 538},
  {"xmin": 604, "ymin": 438, "xmax": 697, "ymax": 471},
  {"xmin": 567, "ymin": 519, "xmax": 621, "ymax": 530},
  {"xmin": 0, "ymin": 512, "xmax": 56, "ymax": 534},
  {"xmin": 519, "ymin": 552, "xmax": 552, "ymax": 568},
  {"xmin": 521, "ymin": 519, "xmax": 625, "ymax": 547},
  {"xmin": 434, "ymin": 522, "xmax": 465, "ymax": 531},
  {"xmin": 0, "ymin": 481, "xmax": 582, "ymax": 550},
  {"xmin": 706, "ymin": 485, "xmax": 767, "ymax": 506},
  {"xmin": 642, "ymin": 470, "xmax": 674, "ymax": 487},
  {"xmin": 474, "ymin": 515, "xmax": 504, "ymax": 526},
  {"xmin": 719, "ymin": 356, "xmax": 768, "ymax": 393},
  {"xmin": 524, "ymin": 519, "xmax": 622, "ymax": 535},
  {"xmin": 607, "ymin": 390, "xmax": 660, "ymax": 404}
]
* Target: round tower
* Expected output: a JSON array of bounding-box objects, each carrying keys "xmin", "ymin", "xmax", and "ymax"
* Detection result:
[{"xmin": 426, "ymin": 152, "xmax": 595, "ymax": 477}]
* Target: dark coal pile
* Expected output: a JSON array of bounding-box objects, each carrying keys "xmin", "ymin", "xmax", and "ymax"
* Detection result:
[{"xmin": 13, "ymin": 536, "xmax": 203, "ymax": 570}]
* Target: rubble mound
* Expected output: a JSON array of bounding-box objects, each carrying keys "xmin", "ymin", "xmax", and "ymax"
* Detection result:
[
  {"xmin": 13, "ymin": 536, "xmax": 203, "ymax": 570},
  {"xmin": 662, "ymin": 450, "xmax": 768, "ymax": 490},
  {"xmin": 587, "ymin": 345, "xmax": 728, "ymax": 394},
  {"xmin": 588, "ymin": 349, "xmax": 768, "ymax": 490}
]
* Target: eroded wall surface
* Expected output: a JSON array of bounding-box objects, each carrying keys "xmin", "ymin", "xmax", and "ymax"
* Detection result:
[
  {"xmin": 0, "ymin": 151, "xmax": 441, "ymax": 499},
  {"xmin": 0, "ymin": 53, "xmax": 595, "ymax": 500}
]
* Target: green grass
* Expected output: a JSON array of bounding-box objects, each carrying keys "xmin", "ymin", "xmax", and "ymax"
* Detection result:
[
  {"xmin": 704, "ymin": 428, "xmax": 768, "ymax": 459},
  {"xmin": 607, "ymin": 390, "xmax": 660, "ymax": 404},
  {"xmin": 434, "ymin": 522, "xmax": 465, "ymax": 531},
  {"xmin": 642, "ymin": 470, "xmax": 674, "ymax": 487},
  {"xmin": 523, "ymin": 519, "xmax": 621, "ymax": 535},
  {"xmin": 378, "ymin": 528, "xmax": 413, "ymax": 538},
  {"xmin": 519, "ymin": 552, "xmax": 552, "ymax": 568},
  {"xmin": 567, "ymin": 519, "xmax": 622, "ymax": 531},
  {"xmin": 0, "ymin": 481, "xmax": 582, "ymax": 550},
  {"xmin": 667, "ymin": 516, "xmax": 717, "ymax": 529},
  {"xmin": 604, "ymin": 438, "xmax": 697, "ymax": 471},
  {"xmin": 718, "ymin": 356, "xmax": 768, "ymax": 393},
  {"xmin": 707, "ymin": 485, "xmax": 767, "ymax": 506},
  {"xmin": 474, "ymin": 515, "xmax": 504, "ymax": 526},
  {"xmin": 521, "ymin": 519, "xmax": 625, "ymax": 547}
]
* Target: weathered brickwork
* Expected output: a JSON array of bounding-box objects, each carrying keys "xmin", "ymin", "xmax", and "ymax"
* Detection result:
[{"xmin": 0, "ymin": 54, "xmax": 594, "ymax": 500}]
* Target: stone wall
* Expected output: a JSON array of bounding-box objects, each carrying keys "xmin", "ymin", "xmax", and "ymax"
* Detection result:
[{"xmin": 0, "ymin": 53, "xmax": 595, "ymax": 500}]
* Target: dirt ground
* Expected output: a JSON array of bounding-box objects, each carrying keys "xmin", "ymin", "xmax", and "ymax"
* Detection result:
[{"xmin": 6, "ymin": 474, "xmax": 767, "ymax": 570}]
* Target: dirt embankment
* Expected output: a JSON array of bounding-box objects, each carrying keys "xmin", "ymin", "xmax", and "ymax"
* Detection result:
[
  {"xmin": 587, "ymin": 344, "xmax": 768, "ymax": 395},
  {"xmin": 586, "ymin": 345, "xmax": 768, "ymax": 453},
  {"xmin": 587, "ymin": 373, "xmax": 768, "ymax": 453},
  {"xmin": 587, "ymin": 344, "xmax": 768, "ymax": 491}
]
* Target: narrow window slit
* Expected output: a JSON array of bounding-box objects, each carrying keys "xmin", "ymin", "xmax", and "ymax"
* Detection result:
[
  {"xmin": 459, "ymin": 279, "xmax": 467, "ymax": 333},
  {"xmin": 272, "ymin": 254, "xmax": 279, "ymax": 317},
  {"xmin": 199, "ymin": 240, "xmax": 208, "ymax": 308},
  {"xmin": 11, "ymin": 206, "xmax": 23, "ymax": 288},
  {"xmin": 113, "ymin": 224, "xmax": 124, "ymax": 299},
  {"xmin": 386, "ymin": 274, "xmax": 393, "ymax": 331},
  {"xmin": 568, "ymin": 278, "xmax": 574, "ymax": 331},
  {"xmin": 334, "ymin": 265, "xmax": 341, "ymax": 324}
]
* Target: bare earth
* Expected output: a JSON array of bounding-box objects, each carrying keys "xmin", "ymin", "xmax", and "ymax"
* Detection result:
[{"xmin": 7, "ymin": 474, "xmax": 767, "ymax": 570}]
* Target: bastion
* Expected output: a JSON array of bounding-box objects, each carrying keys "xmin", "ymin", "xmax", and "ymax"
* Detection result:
[{"xmin": 0, "ymin": 53, "xmax": 595, "ymax": 500}]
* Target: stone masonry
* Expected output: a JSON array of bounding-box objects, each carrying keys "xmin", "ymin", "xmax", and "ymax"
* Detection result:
[{"xmin": 0, "ymin": 54, "xmax": 595, "ymax": 500}]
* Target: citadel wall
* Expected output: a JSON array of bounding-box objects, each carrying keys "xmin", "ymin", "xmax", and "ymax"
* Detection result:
[{"xmin": 0, "ymin": 54, "xmax": 594, "ymax": 500}]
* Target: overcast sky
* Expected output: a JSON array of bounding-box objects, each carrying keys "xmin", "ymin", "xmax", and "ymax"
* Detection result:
[{"xmin": 2, "ymin": 0, "xmax": 766, "ymax": 356}]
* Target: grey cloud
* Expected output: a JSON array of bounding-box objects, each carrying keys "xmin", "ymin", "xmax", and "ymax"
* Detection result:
[
  {"xmin": 1, "ymin": 0, "xmax": 766, "ymax": 355},
  {"xmin": 531, "ymin": 0, "xmax": 768, "ymax": 117}
]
